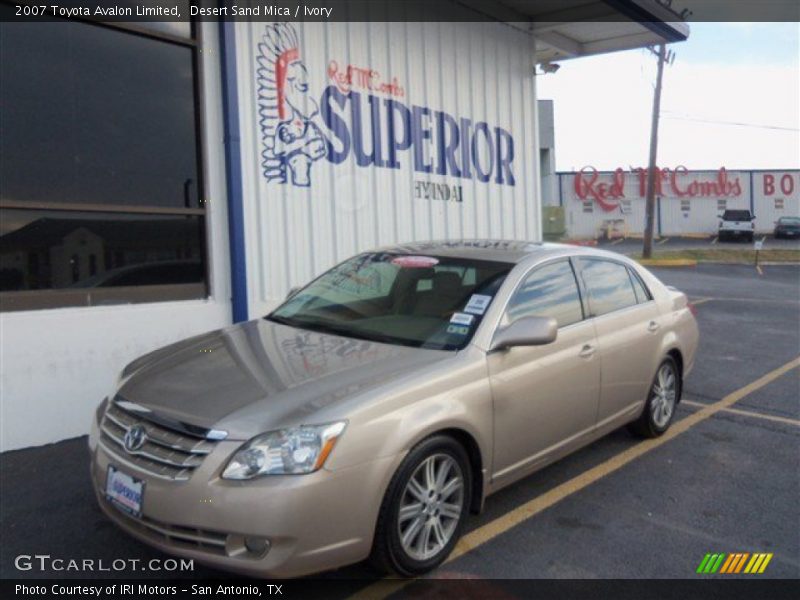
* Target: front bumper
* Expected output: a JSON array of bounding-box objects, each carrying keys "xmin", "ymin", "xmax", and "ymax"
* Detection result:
[{"xmin": 90, "ymin": 425, "xmax": 401, "ymax": 578}]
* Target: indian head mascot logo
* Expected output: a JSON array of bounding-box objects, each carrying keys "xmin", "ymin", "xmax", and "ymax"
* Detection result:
[{"xmin": 257, "ymin": 23, "xmax": 327, "ymax": 187}]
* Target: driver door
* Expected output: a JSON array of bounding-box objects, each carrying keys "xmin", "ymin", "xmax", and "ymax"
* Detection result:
[{"xmin": 488, "ymin": 258, "xmax": 600, "ymax": 485}]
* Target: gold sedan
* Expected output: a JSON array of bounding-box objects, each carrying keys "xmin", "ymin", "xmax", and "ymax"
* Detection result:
[{"xmin": 89, "ymin": 240, "xmax": 699, "ymax": 577}]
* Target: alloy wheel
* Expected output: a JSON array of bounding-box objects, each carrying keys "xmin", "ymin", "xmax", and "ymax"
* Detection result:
[
  {"xmin": 650, "ymin": 362, "xmax": 677, "ymax": 428},
  {"xmin": 397, "ymin": 453, "xmax": 464, "ymax": 561}
]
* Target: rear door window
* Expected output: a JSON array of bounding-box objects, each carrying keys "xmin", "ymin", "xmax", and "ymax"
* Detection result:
[
  {"xmin": 506, "ymin": 260, "xmax": 584, "ymax": 328},
  {"xmin": 579, "ymin": 259, "xmax": 638, "ymax": 317}
]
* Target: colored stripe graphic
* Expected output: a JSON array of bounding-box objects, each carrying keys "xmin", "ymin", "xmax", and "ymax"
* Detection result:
[
  {"xmin": 710, "ymin": 553, "xmax": 726, "ymax": 573},
  {"xmin": 719, "ymin": 554, "xmax": 736, "ymax": 573},
  {"xmin": 699, "ymin": 552, "xmax": 774, "ymax": 575},
  {"xmin": 696, "ymin": 553, "xmax": 712, "ymax": 573},
  {"xmin": 698, "ymin": 553, "xmax": 727, "ymax": 573}
]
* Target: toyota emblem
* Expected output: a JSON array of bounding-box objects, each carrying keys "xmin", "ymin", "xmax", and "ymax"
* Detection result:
[{"xmin": 123, "ymin": 425, "xmax": 147, "ymax": 453}]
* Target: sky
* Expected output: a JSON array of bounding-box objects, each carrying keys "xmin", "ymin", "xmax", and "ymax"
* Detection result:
[{"xmin": 537, "ymin": 22, "xmax": 800, "ymax": 172}]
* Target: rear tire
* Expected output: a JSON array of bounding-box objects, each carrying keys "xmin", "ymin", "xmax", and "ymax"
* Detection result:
[
  {"xmin": 369, "ymin": 435, "xmax": 471, "ymax": 577},
  {"xmin": 628, "ymin": 357, "xmax": 681, "ymax": 438}
]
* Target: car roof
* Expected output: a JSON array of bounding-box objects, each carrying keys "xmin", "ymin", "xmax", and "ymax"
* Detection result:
[{"xmin": 373, "ymin": 239, "xmax": 605, "ymax": 264}]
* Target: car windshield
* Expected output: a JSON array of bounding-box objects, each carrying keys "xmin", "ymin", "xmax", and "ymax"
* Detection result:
[
  {"xmin": 267, "ymin": 253, "xmax": 511, "ymax": 350},
  {"xmin": 723, "ymin": 210, "xmax": 752, "ymax": 220},
  {"xmin": 779, "ymin": 217, "xmax": 800, "ymax": 225}
]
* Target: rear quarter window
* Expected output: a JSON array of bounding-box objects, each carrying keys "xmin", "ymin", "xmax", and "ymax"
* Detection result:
[
  {"xmin": 627, "ymin": 267, "xmax": 652, "ymax": 303},
  {"xmin": 579, "ymin": 259, "xmax": 638, "ymax": 317}
]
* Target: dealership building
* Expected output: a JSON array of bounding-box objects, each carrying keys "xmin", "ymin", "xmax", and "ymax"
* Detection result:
[
  {"xmin": 0, "ymin": 2, "xmax": 690, "ymax": 451},
  {"xmin": 546, "ymin": 167, "xmax": 800, "ymax": 239}
]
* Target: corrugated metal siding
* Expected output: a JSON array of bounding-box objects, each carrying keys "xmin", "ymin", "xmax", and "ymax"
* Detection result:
[
  {"xmin": 233, "ymin": 19, "xmax": 540, "ymax": 315},
  {"xmin": 752, "ymin": 171, "xmax": 800, "ymax": 233},
  {"xmin": 658, "ymin": 170, "xmax": 750, "ymax": 235}
]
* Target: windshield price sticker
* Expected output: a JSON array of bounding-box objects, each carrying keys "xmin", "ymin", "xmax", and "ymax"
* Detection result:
[
  {"xmin": 450, "ymin": 313, "xmax": 475, "ymax": 326},
  {"xmin": 464, "ymin": 294, "xmax": 492, "ymax": 315},
  {"xmin": 447, "ymin": 324, "xmax": 470, "ymax": 336},
  {"xmin": 391, "ymin": 256, "xmax": 440, "ymax": 268}
]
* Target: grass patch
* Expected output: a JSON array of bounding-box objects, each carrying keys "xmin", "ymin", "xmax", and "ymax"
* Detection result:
[{"xmin": 633, "ymin": 248, "xmax": 800, "ymax": 263}]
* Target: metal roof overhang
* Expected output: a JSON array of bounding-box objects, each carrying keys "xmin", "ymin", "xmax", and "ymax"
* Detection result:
[{"xmin": 465, "ymin": 0, "xmax": 690, "ymax": 62}]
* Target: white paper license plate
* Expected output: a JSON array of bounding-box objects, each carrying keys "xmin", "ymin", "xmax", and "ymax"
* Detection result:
[{"xmin": 105, "ymin": 465, "xmax": 144, "ymax": 517}]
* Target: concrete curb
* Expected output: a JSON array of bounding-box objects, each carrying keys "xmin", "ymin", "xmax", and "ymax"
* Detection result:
[
  {"xmin": 637, "ymin": 258, "xmax": 698, "ymax": 267},
  {"xmin": 695, "ymin": 260, "xmax": 800, "ymax": 266}
]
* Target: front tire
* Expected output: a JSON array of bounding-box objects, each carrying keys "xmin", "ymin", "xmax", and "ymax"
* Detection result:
[
  {"xmin": 370, "ymin": 435, "xmax": 471, "ymax": 577},
  {"xmin": 628, "ymin": 357, "xmax": 681, "ymax": 438}
]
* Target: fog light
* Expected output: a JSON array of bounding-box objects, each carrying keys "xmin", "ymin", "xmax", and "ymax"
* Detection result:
[{"xmin": 244, "ymin": 536, "xmax": 270, "ymax": 556}]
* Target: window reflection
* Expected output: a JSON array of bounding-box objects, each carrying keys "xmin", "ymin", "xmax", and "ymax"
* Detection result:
[
  {"xmin": 0, "ymin": 9, "xmax": 199, "ymax": 209},
  {"xmin": 507, "ymin": 261, "xmax": 584, "ymax": 328},
  {"xmin": 580, "ymin": 260, "xmax": 638, "ymax": 316},
  {"xmin": 0, "ymin": 210, "xmax": 205, "ymax": 291}
]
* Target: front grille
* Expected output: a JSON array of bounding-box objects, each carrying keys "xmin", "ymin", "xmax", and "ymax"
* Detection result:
[
  {"xmin": 99, "ymin": 402, "xmax": 217, "ymax": 481},
  {"xmin": 106, "ymin": 500, "xmax": 228, "ymax": 555}
]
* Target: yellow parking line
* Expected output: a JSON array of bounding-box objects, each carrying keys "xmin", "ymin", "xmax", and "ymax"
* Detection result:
[
  {"xmin": 682, "ymin": 399, "xmax": 800, "ymax": 427},
  {"xmin": 711, "ymin": 236, "xmax": 718, "ymax": 245},
  {"xmin": 756, "ymin": 265, "xmax": 764, "ymax": 276},
  {"xmin": 657, "ymin": 237, "xmax": 670, "ymax": 245},
  {"xmin": 349, "ymin": 356, "xmax": 800, "ymax": 600},
  {"xmin": 610, "ymin": 238, "xmax": 625, "ymax": 245}
]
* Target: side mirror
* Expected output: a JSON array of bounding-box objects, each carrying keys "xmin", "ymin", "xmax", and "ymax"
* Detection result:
[
  {"xmin": 286, "ymin": 286, "xmax": 301, "ymax": 300},
  {"xmin": 490, "ymin": 316, "xmax": 558, "ymax": 352}
]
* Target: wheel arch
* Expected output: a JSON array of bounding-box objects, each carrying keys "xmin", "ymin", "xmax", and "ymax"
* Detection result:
[
  {"xmin": 665, "ymin": 347, "xmax": 684, "ymax": 403},
  {"xmin": 433, "ymin": 427, "xmax": 485, "ymax": 515}
]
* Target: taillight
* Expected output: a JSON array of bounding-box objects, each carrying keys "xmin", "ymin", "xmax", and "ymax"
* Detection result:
[{"xmin": 688, "ymin": 302, "xmax": 697, "ymax": 316}]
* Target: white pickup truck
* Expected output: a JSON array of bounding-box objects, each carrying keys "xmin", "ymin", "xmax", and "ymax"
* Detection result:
[{"xmin": 718, "ymin": 209, "xmax": 755, "ymax": 242}]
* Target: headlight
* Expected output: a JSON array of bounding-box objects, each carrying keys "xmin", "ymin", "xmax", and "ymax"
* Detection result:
[{"xmin": 222, "ymin": 421, "xmax": 347, "ymax": 479}]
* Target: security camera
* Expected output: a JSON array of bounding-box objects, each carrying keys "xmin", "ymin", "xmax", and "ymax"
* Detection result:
[{"xmin": 538, "ymin": 62, "xmax": 561, "ymax": 75}]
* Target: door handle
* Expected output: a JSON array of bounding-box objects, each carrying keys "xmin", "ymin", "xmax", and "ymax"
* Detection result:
[
  {"xmin": 579, "ymin": 344, "xmax": 596, "ymax": 358},
  {"xmin": 647, "ymin": 320, "xmax": 660, "ymax": 333}
]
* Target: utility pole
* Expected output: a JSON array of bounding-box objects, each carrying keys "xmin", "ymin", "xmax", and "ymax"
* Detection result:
[{"xmin": 643, "ymin": 43, "xmax": 667, "ymax": 259}]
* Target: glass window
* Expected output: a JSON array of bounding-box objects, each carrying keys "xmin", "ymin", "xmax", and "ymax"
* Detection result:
[
  {"xmin": 580, "ymin": 259, "xmax": 638, "ymax": 317},
  {"xmin": 0, "ymin": 210, "xmax": 205, "ymax": 291},
  {"xmin": 269, "ymin": 254, "xmax": 510, "ymax": 351},
  {"xmin": 506, "ymin": 260, "xmax": 584, "ymax": 328},
  {"xmin": 0, "ymin": 13, "xmax": 201, "ymax": 209},
  {"xmin": 0, "ymin": 9, "xmax": 206, "ymax": 311},
  {"xmin": 628, "ymin": 268, "xmax": 652, "ymax": 304}
]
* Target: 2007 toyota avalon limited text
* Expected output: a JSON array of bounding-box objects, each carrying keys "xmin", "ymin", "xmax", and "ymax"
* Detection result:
[{"xmin": 89, "ymin": 240, "xmax": 699, "ymax": 578}]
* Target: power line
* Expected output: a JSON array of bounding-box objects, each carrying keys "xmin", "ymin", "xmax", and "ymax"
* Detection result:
[{"xmin": 660, "ymin": 113, "xmax": 799, "ymax": 132}]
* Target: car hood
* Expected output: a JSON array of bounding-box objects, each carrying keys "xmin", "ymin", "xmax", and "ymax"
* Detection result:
[{"xmin": 117, "ymin": 319, "xmax": 452, "ymax": 440}]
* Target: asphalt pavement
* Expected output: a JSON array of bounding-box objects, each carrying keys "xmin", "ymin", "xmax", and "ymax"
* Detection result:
[{"xmin": 1, "ymin": 264, "xmax": 798, "ymax": 589}]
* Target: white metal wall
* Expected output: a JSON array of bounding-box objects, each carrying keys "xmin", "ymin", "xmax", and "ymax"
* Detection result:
[
  {"xmin": 233, "ymin": 20, "xmax": 540, "ymax": 316},
  {"xmin": 557, "ymin": 169, "xmax": 800, "ymax": 238},
  {"xmin": 752, "ymin": 171, "xmax": 800, "ymax": 233}
]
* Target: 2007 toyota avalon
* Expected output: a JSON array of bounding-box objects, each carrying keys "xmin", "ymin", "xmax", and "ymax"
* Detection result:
[{"xmin": 89, "ymin": 240, "xmax": 699, "ymax": 578}]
